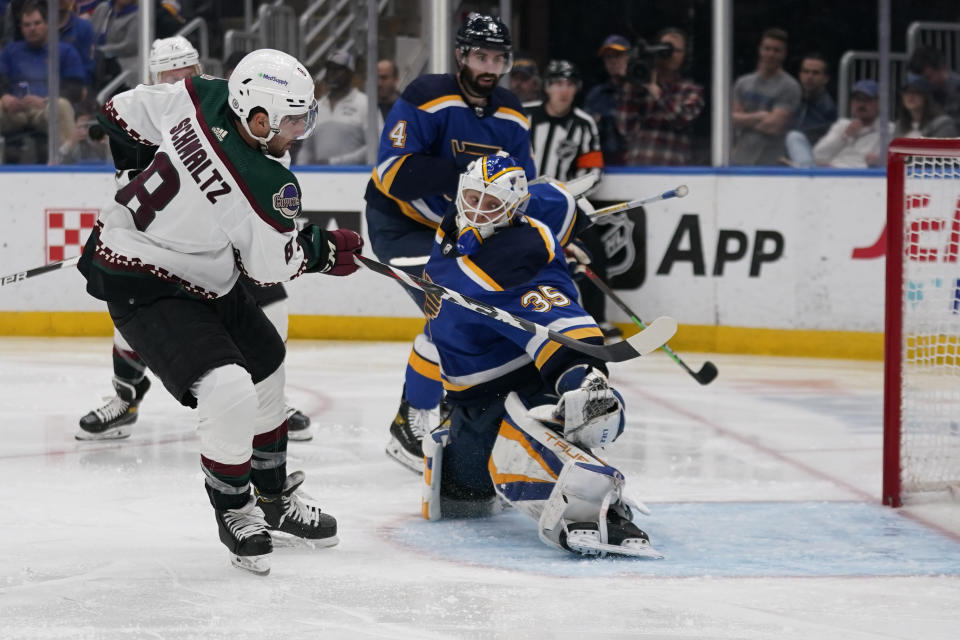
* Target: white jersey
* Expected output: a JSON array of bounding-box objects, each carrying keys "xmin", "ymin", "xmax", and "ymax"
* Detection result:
[{"xmin": 86, "ymin": 76, "xmax": 315, "ymax": 301}]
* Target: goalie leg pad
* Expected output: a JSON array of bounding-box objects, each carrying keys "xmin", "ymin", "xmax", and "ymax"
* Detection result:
[
  {"xmin": 421, "ymin": 426, "xmax": 449, "ymax": 520},
  {"xmin": 492, "ymin": 392, "xmax": 662, "ymax": 558}
]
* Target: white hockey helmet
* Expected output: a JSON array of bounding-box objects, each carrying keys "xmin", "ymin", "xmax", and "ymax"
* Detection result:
[
  {"xmin": 455, "ymin": 153, "xmax": 529, "ymax": 239},
  {"xmin": 149, "ymin": 36, "xmax": 201, "ymax": 84},
  {"xmin": 227, "ymin": 49, "xmax": 319, "ymax": 149}
]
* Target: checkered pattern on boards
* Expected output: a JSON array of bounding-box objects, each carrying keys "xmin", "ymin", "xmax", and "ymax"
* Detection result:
[{"xmin": 45, "ymin": 209, "xmax": 98, "ymax": 262}]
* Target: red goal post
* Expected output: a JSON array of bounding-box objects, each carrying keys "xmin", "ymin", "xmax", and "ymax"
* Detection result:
[{"xmin": 883, "ymin": 138, "xmax": 960, "ymax": 507}]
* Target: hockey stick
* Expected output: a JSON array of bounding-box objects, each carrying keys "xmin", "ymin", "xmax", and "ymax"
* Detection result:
[
  {"xmin": 583, "ymin": 266, "xmax": 718, "ymax": 385},
  {"xmin": 0, "ymin": 255, "xmax": 80, "ymax": 287},
  {"xmin": 355, "ymin": 254, "xmax": 677, "ymax": 363},
  {"xmin": 589, "ymin": 185, "xmax": 689, "ymax": 222}
]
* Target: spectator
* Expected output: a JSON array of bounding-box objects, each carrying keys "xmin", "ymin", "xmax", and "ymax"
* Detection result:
[
  {"xmin": 59, "ymin": 0, "xmax": 95, "ymax": 84},
  {"xmin": 585, "ymin": 34, "xmax": 629, "ymax": 165},
  {"xmin": 785, "ymin": 52, "xmax": 837, "ymax": 167},
  {"xmin": 812, "ymin": 80, "xmax": 891, "ymax": 168},
  {"xmin": 509, "ymin": 56, "xmax": 540, "ymax": 102},
  {"xmin": 377, "ymin": 58, "xmax": 399, "ymax": 120},
  {"xmin": 907, "ymin": 46, "xmax": 960, "ymax": 127},
  {"xmin": 297, "ymin": 49, "xmax": 381, "ymax": 165},
  {"xmin": 59, "ymin": 97, "xmax": 109, "ymax": 163},
  {"xmin": 90, "ymin": 0, "xmax": 138, "ymax": 87},
  {"xmin": 893, "ymin": 74, "xmax": 959, "ymax": 139},
  {"xmin": 615, "ymin": 27, "xmax": 705, "ymax": 165},
  {"xmin": 156, "ymin": 1, "xmax": 185, "ymax": 37},
  {"xmin": 731, "ymin": 27, "xmax": 801, "ymax": 165},
  {"xmin": 0, "ymin": 1, "xmax": 86, "ymax": 162}
]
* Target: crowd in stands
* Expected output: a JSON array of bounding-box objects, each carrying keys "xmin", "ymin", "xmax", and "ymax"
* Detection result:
[{"xmin": 0, "ymin": 5, "xmax": 957, "ymax": 168}]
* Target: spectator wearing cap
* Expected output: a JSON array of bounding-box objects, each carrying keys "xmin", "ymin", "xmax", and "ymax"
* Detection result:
[
  {"xmin": 812, "ymin": 79, "xmax": 892, "ymax": 168},
  {"xmin": 615, "ymin": 27, "xmax": 705, "ymax": 165},
  {"xmin": 894, "ymin": 73, "xmax": 959, "ymax": 140},
  {"xmin": 731, "ymin": 27, "xmax": 801, "ymax": 165},
  {"xmin": 509, "ymin": 56, "xmax": 540, "ymax": 102},
  {"xmin": 585, "ymin": 34, "xmax": 630, "ymax": 165},
  {"xmin": 908, "ymin": 46, "xmax": 960, "ymax": 128},
  {"xmin": 297, "ymin": 48, "xmax": 383, "ymax": 165},
  {"xmin": 784, "ymin": 52, "xmax": 837, "ymax": 167}
]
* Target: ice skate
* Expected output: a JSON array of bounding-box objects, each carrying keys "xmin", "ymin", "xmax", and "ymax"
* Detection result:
[
  {"xmin": 561, "ymin": 504, "xmax": 663, "ymax": 559},
  {"xmin": 76, "ymin": 377, "xmax": 150, "ymax": 441},
  {"xmin": 255, "ymin": 470, "xmax": 338, "ymax": 547},
  {"xmin": 285, "ymin": 405, "xmax": 312, "ymax": 441},
  {"xmin": 214, "ymin": 494, "xmax": 273, "ymax": 575},
  {"xmin": 385, "ymin": 393, "xmax": 431, "ymax": 473}
]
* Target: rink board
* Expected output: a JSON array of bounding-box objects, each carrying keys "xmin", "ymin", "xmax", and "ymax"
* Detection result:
[{"xmin": 386, "ymin": 502, "xmax": 960, "ymax": 578}]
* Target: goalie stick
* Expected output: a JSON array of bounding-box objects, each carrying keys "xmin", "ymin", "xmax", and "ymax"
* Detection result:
[
  {"xmin": 1, "ymin": 255, "xmax": 80, "ymax": 288},
  {"xmin": 354, "ymin": 254, "xmax": 678, "ymax": 363},
  {"xmin": 583, "ymin": 266, "xmax": 717, "ymax": 385},
  {"xmin": 589, "ymin": 185, "xmax": 689, "ymax": 222}
]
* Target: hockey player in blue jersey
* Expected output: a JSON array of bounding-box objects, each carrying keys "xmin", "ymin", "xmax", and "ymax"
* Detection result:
[
  {"xmin": 418, "ymin": 154, "xmax": 662, "ymax": 558},
  {"xmin": 364, "ymin": 12, "xmax": 536, "ymax": 472}
]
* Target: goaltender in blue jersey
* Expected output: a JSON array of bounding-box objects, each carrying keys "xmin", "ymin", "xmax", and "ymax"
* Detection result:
[
  {"xmin": 364, "ymin": 12, "xmax": 538, "ymax": 474},
  {"xmin": 419, "ymin": 154, "xmax": 663, "ymax": 559}
]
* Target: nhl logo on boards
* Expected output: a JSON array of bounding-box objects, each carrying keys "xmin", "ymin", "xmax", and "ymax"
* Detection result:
[
  {"xmin": 45, "ymin": 209, "xmax": 97, "ymax": 262},
  {"xmin": 272, "ymin": 183, "xmax": 301, "ymax": 218}
]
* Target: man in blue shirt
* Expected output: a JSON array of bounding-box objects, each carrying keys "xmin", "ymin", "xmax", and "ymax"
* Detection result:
[
  {"xmin": 0, "ymin": 0, "xmax": 86, "ymax": 161},
  {"xmin": 59, "ymin": 0, "xmax": 95, "ymax": 84}
]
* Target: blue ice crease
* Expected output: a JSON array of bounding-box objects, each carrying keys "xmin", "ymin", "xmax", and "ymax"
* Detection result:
[{"xmin": 387, "ymin": 501, "xmax": 960, "ymax": 578}]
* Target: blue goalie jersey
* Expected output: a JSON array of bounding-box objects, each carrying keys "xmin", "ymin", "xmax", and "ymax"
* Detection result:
[
  {"xmin": 423, "ymin": 207, "xmax": 603, "ymax": 406},
  {"xmin": 364, "ymin": 73, "xmax": 536, "ymax": 229}
]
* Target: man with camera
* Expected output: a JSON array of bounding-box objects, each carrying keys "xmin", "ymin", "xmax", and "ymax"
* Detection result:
[{"xmin": 615, "ymin": 27, "xmax": 705, "ymax": 166}]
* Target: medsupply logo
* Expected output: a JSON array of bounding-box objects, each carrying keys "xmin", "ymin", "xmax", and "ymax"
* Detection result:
[
  {"xmin": 272, "ymin": 183, "xmax": 301, "ymax": 218},
  {"xmin": 259, "ymin": 72, "xmax": 288, "ymax": 86}
]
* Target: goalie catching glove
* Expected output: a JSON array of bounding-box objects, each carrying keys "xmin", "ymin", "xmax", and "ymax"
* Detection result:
[{"xmin": 530, "ymin": 364, "xmax": 625, "ymax": 449}]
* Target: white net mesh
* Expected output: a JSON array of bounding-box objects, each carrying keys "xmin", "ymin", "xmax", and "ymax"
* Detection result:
[{"xmin": 899, "ymin": 154, "xmax": 960, "ymax": 500}]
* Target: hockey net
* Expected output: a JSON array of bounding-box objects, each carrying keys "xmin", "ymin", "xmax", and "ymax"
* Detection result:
[{"xmin": 883, "ymin": 138, "xmax": 960, "ymax": 507}]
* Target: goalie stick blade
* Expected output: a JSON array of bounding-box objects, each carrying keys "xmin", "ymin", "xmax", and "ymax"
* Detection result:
[
  {"xmin": 601, "ymin": 316, "xmax": 678, "ymax": 362},
  {"xmin": 694, "ymin": 361, "xmax": 719, "ymax": 385}
]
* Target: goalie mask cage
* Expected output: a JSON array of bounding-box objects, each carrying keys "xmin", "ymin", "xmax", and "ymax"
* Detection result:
[{"xmin": 884, "ymin": 138, "xmax": 960, "ymax": 508}]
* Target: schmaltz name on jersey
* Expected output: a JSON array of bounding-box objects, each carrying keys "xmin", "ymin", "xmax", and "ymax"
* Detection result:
[{"xmin": 169, "ymin": 117, "xmax": 232, "ymax": 203}]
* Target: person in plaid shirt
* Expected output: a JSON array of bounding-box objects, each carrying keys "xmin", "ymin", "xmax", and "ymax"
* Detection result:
[{"xmin": 614, "ymin": 27, "xmax": 705, "ymax": 166}]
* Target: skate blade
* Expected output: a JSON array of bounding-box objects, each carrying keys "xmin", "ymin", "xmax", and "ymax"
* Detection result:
[
  {"xmin": 566, "ymin": 532, "xmax": 665, "ymax": 559},
  {"xmin": 287, "ymin": 428, "xmax": 313, "ymax": 442},
  {"xmin": 384, "ymin": 440, "xmax": 424, "ymax": 475},
  {"xmin": 272, "ymin": 533, "xmax": 340, "ymax": 549},
  {"xmin": 230, "ymin": 553, "xmax": 271, "ymax": 575},
  {"xmin": 74, "ymin": 426, "xmax": 132, "ymax": 441}
]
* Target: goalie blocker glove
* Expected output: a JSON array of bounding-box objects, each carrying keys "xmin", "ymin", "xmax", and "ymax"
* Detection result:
[{"xmin": 552, "ymin": 364, "xmax": 625, "ymax": 449}]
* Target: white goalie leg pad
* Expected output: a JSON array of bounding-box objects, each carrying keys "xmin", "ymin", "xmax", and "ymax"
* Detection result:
[
  {"xmin": 260, "ymin": 299, "xmax": 289, "ymax": 342},
  {"xmin": 421, "ymin": 426, "xmax": 450, "ymax": 520},
  {"xmin": 193, "ymin": 364, "xmax": 258, "ymax": 464},
  {"xmin": 412, "ymin": 331, "xmax": 439, "ymax": 365},
  {"xmin": 495, "ymin": 393, "xmax": 661, "ymax": 558},
  {"xmin": 252, "ymin": 363, "xmax": 286, "ymax": 437}
]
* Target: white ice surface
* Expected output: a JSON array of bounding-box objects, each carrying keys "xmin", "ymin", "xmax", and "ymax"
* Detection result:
[{"xmin": 1, "ymin": 337, "xmax": 959, "ymax": 639}]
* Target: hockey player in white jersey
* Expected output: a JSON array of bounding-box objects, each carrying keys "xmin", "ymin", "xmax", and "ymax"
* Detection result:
[
  {"xmin": 78, "ymin": 36, "xmax": 313, "ymax": 441},
  {"xmin": 77, "ymin": 49, "xmax": 363, "ymax": 575}
]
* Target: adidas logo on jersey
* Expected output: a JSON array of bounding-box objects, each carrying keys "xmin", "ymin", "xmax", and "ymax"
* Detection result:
[{"xmin": 212, "ymin": 127, "xmax": 228, "ymax": 141}]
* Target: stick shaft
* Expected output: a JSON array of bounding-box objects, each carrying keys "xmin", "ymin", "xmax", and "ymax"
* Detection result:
[
  {"xmin": 589, "ymin": 187, "xmax": 684, "ymax": 221},
  {"xmin": 0, "ymin": 255, "xmax": 80, "ymax": 287}
]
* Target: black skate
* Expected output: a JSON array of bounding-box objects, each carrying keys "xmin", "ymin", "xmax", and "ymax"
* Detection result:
[
  {"xmin": 255, "ymin": 471, "xmax": 338, "ymax": 546},
  {"xmin": 285, "ymin": 405, "xmax": 312, "ymax": 441},
  {"xmin": 560, "ymin": 504, "xmax": 663, "ymax": 559},
  {"xmin": 385, "ymin": 393, "xmax": 431, "ymax": 474},
  {"xmin": 76, "ymin": 377, "xmax": 151, "ymax": 441},
  {"xmin": 214, "ymin": 495, "xmax": 273, "ymax": 575}
]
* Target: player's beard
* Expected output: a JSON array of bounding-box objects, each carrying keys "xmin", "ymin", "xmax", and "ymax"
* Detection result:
[{"xmin": 458, "ymin": 67, "xmax": 499, "ymax": 100}]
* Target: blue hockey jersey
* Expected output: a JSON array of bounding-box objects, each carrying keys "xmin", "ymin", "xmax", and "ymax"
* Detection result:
[
  {"xmin": 364, "ymin": 73, "xmax": 535, "ymax": 229},
  {"xmin": 424, "ymin": 204, "xmax": 603, "ymax": 406}
]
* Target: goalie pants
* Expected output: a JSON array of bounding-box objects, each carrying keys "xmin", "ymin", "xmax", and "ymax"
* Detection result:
[
  {"xmin": 107, "ymin": 282, "xmax": 288, "ymax": 509},
  {"xmin": 365, "ymin": 202, "xmax": 444, "ymax": 410}
]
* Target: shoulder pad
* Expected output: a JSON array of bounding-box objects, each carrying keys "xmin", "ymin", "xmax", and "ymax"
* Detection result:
[{"xmin": 401, "ymin": 74, "xmax": 461, "ymax": 108}]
